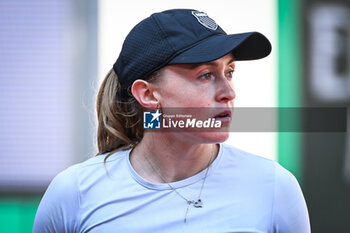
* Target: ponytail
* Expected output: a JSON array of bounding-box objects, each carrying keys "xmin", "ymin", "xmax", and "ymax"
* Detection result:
[
  {"xmin": 95, "ymin": 68, "xmax": 160, "ymax": 159},
  {"xmin": 96, "ymin": 69, "xmax": 143, "ymax": 157}
]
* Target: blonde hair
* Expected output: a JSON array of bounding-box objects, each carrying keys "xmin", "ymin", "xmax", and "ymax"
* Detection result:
[{"xmin": 95, "ymin": 68, "xmax": 159, "ymax": 159}]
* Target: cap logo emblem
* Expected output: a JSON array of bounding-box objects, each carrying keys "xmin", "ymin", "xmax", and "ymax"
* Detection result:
[{"xmin": 191, "ymin": 11, "xmax": 218, "ymax": 30}]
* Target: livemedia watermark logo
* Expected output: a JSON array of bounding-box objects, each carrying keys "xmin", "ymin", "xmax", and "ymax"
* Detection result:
[
  {"xmin": 143, "ymin": 109, "xmax": 222, "ymax": 130},
  {"xmin": 143, "ymin": 110, "xmax": 162, "ymax": 129},
  {"xmin": 142, "ymin": 107, "xmax": 347, "ymax": 132}
]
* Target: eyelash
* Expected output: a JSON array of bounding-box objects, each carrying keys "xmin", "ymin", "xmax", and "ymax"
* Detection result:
[
  {"xmin": 198, "ymin": 69, "xmax": 235, "ymax": 80},
  {"xmin": 227, "ymin": 69, "xmax": 235, "ymax": 78},
  {"xmin": 199, "ymin": 72, "xmax": 214, "ymax": 80}
]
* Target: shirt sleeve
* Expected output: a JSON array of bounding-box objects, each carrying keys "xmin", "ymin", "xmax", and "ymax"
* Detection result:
[
  {"xmin": 271, "ymin": 162, "xmax": 311, "ymax": 233},
  {"xmin": 33, "ymin": 165, "xmax": 81, "ymax": 233}
]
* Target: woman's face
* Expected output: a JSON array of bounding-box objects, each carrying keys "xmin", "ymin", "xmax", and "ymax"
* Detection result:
[{"xmin": 152, "ymin": 53, "xmax": 236, "ymax": 143}]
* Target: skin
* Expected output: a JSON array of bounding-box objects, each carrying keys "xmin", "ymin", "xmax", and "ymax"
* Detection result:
[{"xmin": 130, "ymin": 53, "xmax": 236, "ymax": 183}]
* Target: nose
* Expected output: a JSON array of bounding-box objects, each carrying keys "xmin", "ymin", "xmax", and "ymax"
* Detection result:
[{"xmin": 215, "ymin": 77, "xmax": 236, "ymax": 103}]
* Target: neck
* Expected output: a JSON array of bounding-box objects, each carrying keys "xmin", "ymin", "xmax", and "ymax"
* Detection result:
[{"xmin": 130, "ymin": 132, "xmax": 218, "ymax": 183}]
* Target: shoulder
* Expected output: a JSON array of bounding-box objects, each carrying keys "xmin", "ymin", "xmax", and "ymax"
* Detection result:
[
  {"xmin": 221, "ymin": 143, "xmax": 301, "ymax": 186},
  {"xmin": 33, "ymin": 163, "xmax": 81, "ymax": 232},
  {"xmin": 43, "ymin": 150, "xmax": 127, "ymax": 202},
  {"xmin": 221, "ymin": 143, "xmax": 276, "ymax": 174},
  {"xmin": 48, "ymin": 149, "xmax": 131, "ymax": 202},
  {"xmin": 57, "ymin": 149, "xmax": 130, "ymax": 183},
  {"xmin": 33, "ymin": 149, "xmax": 130, "ymax": 233},
  {"xmin": 45, "ymin": 150, "xmax": 125, "ymax": 188},
  {"xmin": 271, "ymin": 164, "xmax": 311, "ymax": 232},
  {"xmin": 221, "ymin": 143, "xmax": 273, "ymax": 162},
  {"xmin": 220, "ymin": 143, "xmax": 303, "ymax": 195},
  {"xmin": 220, "ymin": 143, "xmax": 303, "ymax": 193},
  {"xmin": 272, "ymin": 161, "xmax": 305, "ymax": 205},
  {"xmin": 220, "ymin": 144, "xmax": 310, "ymax": 232},
  {"xmin": 272, "ymin": 161, "xmax": 300, "ymax": 190}
]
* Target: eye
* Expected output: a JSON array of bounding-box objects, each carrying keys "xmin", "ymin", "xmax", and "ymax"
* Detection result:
[
  {"xmin": 198, "ymin": 72, "xmax": 214, "ymax": 80},
  {"xmin": 226, "ymin": 69, "xmax": 235, "ymax": 78}
]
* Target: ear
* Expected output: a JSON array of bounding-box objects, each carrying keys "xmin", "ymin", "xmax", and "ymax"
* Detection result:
[{"xmin": 131, "ymin": 79, "xmax": 159, "ymax": 109}]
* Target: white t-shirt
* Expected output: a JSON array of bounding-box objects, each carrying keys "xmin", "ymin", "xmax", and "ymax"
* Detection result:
[{"xmin": 33, "ymin": 143, "xmax": 310, "ymax": 233}]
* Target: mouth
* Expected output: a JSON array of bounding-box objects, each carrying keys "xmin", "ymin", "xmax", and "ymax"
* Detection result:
[{"xmin": 213, "ymin": 110, "xmax": 232, "ymax": 122}]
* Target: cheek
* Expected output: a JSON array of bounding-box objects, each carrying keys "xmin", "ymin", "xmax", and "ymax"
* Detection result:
[
  {"xmin": 160, "ymin": 81, "xmax": 212, "ymax": 107},
  {"xmin": 172, "ymin": 91, "xmax": 212, "ymax": 107},
  {"xmin": 163, "ymin": 91, "xmax": 204, "ymax": 107}
]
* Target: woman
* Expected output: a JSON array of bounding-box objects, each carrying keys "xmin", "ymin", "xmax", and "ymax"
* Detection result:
[{"xmin": 33, "ymin": 9, "xmax": 311, "ymax": 233}]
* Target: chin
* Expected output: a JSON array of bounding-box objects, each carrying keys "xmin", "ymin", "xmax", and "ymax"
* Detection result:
[
  {"xmin": 211, "ymin": 132, "xmax": 230, "ymax": 143},
  {"xmin": 193, "ymin": 131, "xmax": 230, "ymax": 144}
]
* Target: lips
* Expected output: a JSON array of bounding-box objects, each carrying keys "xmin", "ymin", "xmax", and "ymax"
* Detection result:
[{"xmin": 214, "ymin": 110, "xmax": 232, "ymax": 122}]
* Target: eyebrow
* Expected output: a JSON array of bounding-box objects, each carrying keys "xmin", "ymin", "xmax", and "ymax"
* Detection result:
[{"xmin": 208, "ymin": 58, "xmax": 235, "ymax": 67}]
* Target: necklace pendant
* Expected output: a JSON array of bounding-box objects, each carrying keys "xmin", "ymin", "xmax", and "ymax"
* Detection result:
[{"xmin": 193, "ymin": 199, "xmax": 203, "ymax": 208}]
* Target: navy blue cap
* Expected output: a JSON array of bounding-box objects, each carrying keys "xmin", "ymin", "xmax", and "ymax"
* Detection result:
[{"xmin": 113, "ymin": 9, "xmax": 271, "ymax": 95}]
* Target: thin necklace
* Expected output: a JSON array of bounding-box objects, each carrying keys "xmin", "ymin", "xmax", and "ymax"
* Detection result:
[{"xmin": 144, "ymin": 145, "xmax": 215, "ymax": 223}]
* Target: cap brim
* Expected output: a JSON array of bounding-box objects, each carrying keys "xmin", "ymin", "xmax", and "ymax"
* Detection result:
[{"xmin": 169, "ymin": 32, "xmax": 271, "ymax": 64}]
